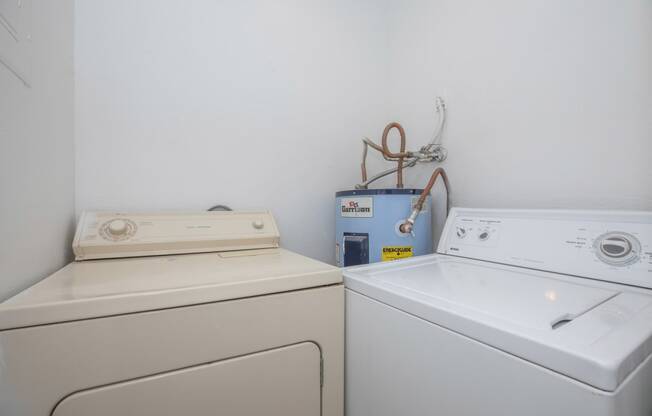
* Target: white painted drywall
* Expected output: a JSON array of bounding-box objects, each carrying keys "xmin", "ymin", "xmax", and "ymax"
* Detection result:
[
  {"xmin": 75, "ymin": 1, "xmax": 652, "ymax": 266},
  {"xmin": 1, "ymin": 1, "xmax": 648, "ymax": 299},
  {"xmin": 75, "ymin": 0, "xmax": 390, "ymax": 263},
  {"xmin": 384, "ymin": 0, "xmax": 652, "ymax": 212},
  {"xmin": 0, "ymin": 1, "xmax": 75, "ymax": 300}
]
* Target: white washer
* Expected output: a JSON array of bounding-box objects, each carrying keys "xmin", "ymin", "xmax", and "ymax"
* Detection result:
[
  {"xmin": 0, "ymin": 211, "xmax": 343, "ymax": 416},
  {"xmin": 345, "ymin": 208, "xmax": 652, "ymax": 416}
]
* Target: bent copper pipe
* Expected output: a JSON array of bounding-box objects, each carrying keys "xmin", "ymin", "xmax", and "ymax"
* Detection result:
[
  {"xmin": 416, "ymin": 167, "xmax": 450, "ymax": 211},
  {"xmin": 399, "ymin": 167, "xmax": 450, "ymax": 234},
  {"xmin": 361, "ymin": 141, "xmax": 368, "ymax": 182},
  {"xmin": 381, "ymin": 122, "xmax": 408, "ymax": 188},
  {"xmin": 361, "ymin": 136, "xmax": 402, "ymax": 184}
]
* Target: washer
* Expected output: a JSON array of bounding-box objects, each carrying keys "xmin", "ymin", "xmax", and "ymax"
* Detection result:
[
  {"xmin": 0, "ymin": 211, "xmax": 343, "ymax": 416},
  {"xmin": 345, "ymin": 208, "xmax": 652, "ymax": 416}
]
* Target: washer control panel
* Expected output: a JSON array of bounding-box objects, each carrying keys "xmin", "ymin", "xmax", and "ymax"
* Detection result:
[
  {"xmin": 439, "ymin": 209, "xmax": 652, "ymax": 289},
  {"xmin": 73, "ymin": 211, "xmax": 280, "ymax": 260}
]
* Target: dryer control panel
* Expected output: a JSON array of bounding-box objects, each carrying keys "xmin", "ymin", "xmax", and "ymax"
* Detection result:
[
  {"xmin": 73, "ymin": 211, "xmax": 280, "ymax": 260},
  {"xmin": 438, "ymin": 209, "xmax": 652, "ymax": 289}
]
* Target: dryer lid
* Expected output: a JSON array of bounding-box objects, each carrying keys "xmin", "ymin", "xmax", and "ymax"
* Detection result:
[
  {"xmin": 0, "ymin": 248, "xmax": 341, "ymax": 330},
  {"xmin": 344, "ymin": 255, "xmax": 652, "ymax": 392}
]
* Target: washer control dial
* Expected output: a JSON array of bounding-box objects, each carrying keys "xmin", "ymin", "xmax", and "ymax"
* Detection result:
[
  {"xmin": 594, "ymin": 232, "xmax": 640, "ymax": 266},
  {"xmin": 100, "ymin": 218, "xmax": 137, "ymax": 241}
]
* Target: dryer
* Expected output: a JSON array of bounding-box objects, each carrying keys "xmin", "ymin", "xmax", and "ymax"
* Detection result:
[
  {"xmin": 0, "ymin": 211, "xmax": 343, "ymax": 416},
  {"xmin": 345, "ymin": 208, "xmax": 652, "ymax": 416}
]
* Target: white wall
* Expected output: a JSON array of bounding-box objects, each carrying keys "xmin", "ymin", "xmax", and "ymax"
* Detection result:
[
  {"xmin": 0, "ymin": 1, "xmax": 75, "ymax": 300},
  {"xmin": 75, "ymin": 0, "xmax": 390, "ymax": 263},
  {"xmin": 0, "ymin": 2, "xmax": 648, "ymax": 299},
  {"xmin": 75, "ymin": 1, "xmax": 652, "ymax": 266},
  {"xmin": 385, "ymin": 0, "xmax": 652, "ymax": 211}
]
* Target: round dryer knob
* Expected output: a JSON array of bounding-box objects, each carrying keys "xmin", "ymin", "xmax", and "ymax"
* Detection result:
[
  {"xmin": 594, "ymin": 232, "xmax": 640, "ymax": 266},
  {"xmin": 107, "ymin": 219, "xmax": 129, "ymax": 236},
  {"xmin": 100, "ymin": 218, "xmax": 137, "ymax": 241},
  {"xmin": 252, "ymin": 220, "xmax": 265, "ymax": 230}
]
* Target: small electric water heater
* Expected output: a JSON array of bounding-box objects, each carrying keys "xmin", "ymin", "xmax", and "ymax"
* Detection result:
[
  {"xmin": 335, "ymin": 97, "xmax": 451, "ymax": 267},
  {"xmin": 335, "ymin": 189, "xmax": 432, "ymax": 266}
]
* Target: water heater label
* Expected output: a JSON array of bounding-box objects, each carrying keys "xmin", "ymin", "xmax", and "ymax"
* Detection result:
[
  {"xmin": 382, "ymin": 246, "xmax": 413, "ymax": 261},
  {"xmin": 341, "ymin": 198, "xmax": 373, "ymax": 218}
]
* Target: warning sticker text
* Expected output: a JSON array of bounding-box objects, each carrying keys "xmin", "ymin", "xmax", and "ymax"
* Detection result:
[{"xmin": 381, "ymin": 246, "xmax": 413, "ymax": 262}]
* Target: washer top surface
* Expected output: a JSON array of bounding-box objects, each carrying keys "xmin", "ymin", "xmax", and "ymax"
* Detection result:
[
  {"xmin": 345, "ymin": 208, "xmax": 652, "ymax": 392},
  {"xmin": 345, "ymin": 255, "xmax": 652, "ymax": 392},
  {"xmin": 0, "ymin": 248, "xmax": 341, "ymax": 331}
]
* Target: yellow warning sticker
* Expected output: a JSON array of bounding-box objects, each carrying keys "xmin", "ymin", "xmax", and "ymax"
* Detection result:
[{"xmin": 381, "ymin": 246, "xmax": 413, "ymax": 262}]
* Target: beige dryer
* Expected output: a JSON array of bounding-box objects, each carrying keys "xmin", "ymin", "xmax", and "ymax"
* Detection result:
[{"xmin": 0, "ymin": 211, "xmax": 343, "ymax": 416}]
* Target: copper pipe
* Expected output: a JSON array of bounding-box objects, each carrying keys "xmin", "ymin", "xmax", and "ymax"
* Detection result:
[
  {"xmin": 361, "ymin": 141, "xmax": 368, "ymax": 182},
  {"xmin": 365, "ymin": 138, "xmax": 385, "ymax": 153},
  {"xmin": 415, "ymin": 167, "xmax": 450, "ymax": 212},
  {"xmin": 399, "ymin": 167, "xmax": 451, "ymax": 234},
  {"xmin": 381, "ymin": 122, "xmax": 408, "ymax": 188},
  {"xmin": 361, "ymin": 136, "xmax": 399, "ymax": 183}
]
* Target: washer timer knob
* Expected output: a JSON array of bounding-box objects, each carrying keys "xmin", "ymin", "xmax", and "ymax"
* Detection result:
[
  {"xmin": 594, "ymin": 232, "xmax": 640, "ymax": 266},
  {"xmin": 478, "ymin": 230, "xmax": 490, "ymax": 241}
]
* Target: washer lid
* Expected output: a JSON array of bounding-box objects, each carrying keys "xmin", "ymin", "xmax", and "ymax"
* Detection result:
[
  {"xmin": 344, "ymin": 255, "xmax": 652, "ymax": 392},
  {"xmin": 0, "ymin": 248, "xmax": 341, "ymax": 330}
]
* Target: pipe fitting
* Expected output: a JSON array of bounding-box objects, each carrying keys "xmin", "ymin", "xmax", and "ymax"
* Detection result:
[{"xmin": 399, "ymin": 209, "xmax": 420, "ymax": 235}]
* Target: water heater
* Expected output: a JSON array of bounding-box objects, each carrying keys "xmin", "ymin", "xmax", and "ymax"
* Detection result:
[{"xmin": 335, "ymin": 189, "xmax": 432, "ymax": 267}]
